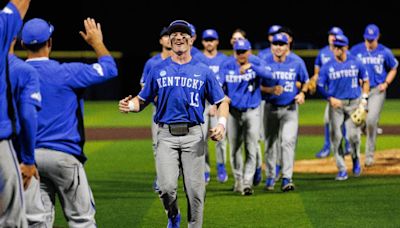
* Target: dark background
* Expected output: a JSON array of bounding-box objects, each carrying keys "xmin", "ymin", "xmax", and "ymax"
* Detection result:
[{"xmin": 3, "ymin": 0, "xmax": 400, "ymax": 99}]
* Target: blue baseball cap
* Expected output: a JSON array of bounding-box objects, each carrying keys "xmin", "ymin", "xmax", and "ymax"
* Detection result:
[
  {"xmin": 189, "ymin": 23, "xmax": 196, "ymax": 36},
  {"xmin": 202, "ymin": 29, "xmax": 219, "ymax": 40},
  {"xmin": 160, "ymin": 27, "xmax": 169, "ymax": 37},
  {"xmin": 272, "ymin": 33, "xmax": 289, "ymax": 44},
  {"xmin": 268, "ymin": 25, "xmax": 282, "ymax": 35},
  {"xmin": 333, "ymin": 34, "xmax": 349, "ymax": 47},
  {"xmin": 21, "ymin": 18, "xmax": 54, "ymax": 45},
  {"xmin": 233, "ymin": 39, "xmax": 251, "ymax": 51},
  {"xmin": 167, "ymin": 20, "xmax": 192, "ymax": 36},
  {"xmin": 363, "ymin": 24, "xmax": 380, "ymax": 40},
  {"xmin": 328, "ymin": 26, "xmax": 343, "ymax": 35}
]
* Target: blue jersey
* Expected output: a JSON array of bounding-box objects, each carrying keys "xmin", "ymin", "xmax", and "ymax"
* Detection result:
[
  {"xmin": 261, "ymin": 55, "xmax": 309, "ymax": 106},
  {"xmin": 138, "ymin": 57, "xmax": 225, "ymax": 125},
  {"xmin": 202, "ymin": 52, "xmax": 229, "ymax": 84},
  {"xmin": 9, "ymin": 54, "xmax": 41, "ymax": 164},
  {"xmin": 140, "ymin": 53, "xmax": 166, "ymax": 86},
  {"xmin": 27, "ymin": 56, "xmax": 118, "ymax": 163},
  {"xmin": 0, "ymin": 2, "xmax": 23, "ymax": 139},
  {"xmin": 220, "ymin": 56, "xmax": 272, "ymax": 110},
  {"xmin": 318, "ymin": 55, "xmax": 369, "ymax": 100},
  {"xmin": 315, "ymin": 46, "xmax": 335, "ymax": 68},
  {"xmin": 257, "ymin": 47, "xmax": 271, "ymax": 61},
  {"xmin": 350, "ymin": 43, "xmax": 398, "ymax": 88}
]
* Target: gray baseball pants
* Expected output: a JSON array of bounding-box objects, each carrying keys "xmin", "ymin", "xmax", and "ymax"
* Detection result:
[
  {"xmin": 227, "ymin": 107, "xmax": 260, "ymax": 189},
  {"xmin": 263, "ymin": 103, "xmax": 298, "ymax": 180},
  {"xmin": 365, "ymin": 87, "xmax": 386, "ymax": 164},
  {"xmin": 156, "ymin": 124, "xmax": 205, "ymax": 228},
  {"xmin": 329, "ymin": 99, "xmax": 361, "ymax": 172},
  {"xmin": 33, "ymin": 148, "xmax": 96, "ymax": 228},
  {"xmin": 0, "ymin": 139, "xmax": 27, "ymax": 228}
]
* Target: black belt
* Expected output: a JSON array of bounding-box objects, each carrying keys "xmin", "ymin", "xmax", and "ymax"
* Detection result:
[
  {"xmin": 159, "ymin": 122, "xmax": 198, "ymax": 136},
  {"xmin": 270, "ymin": 103, "xmax": 296, "ymax": 111}
]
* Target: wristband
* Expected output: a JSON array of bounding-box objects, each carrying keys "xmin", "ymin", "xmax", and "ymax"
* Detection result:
[
  {"xmin": 128, "ymin": 100, "xmax": 135, "ymax": 111},
  {"xmin": 217, "ymin": 117, "xmax": 227, "ymax": 129}
]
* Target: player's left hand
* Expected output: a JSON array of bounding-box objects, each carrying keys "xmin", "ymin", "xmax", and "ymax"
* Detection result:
[
  {"xmin": 295, "ymin": 92, "xmax": 305, "ymax": 104},
  {"xmin": 239, "ymin": 63, "xmax": 252, "ymax": 74},
  {"xmin": 378, "ymin": 82, "xmax": 388, "ymax": 92},
  {"xmin": 20, "ymin": 163, "xmax": 39, "ymax": 190},
  {"xmin": 209, "ymin": 124, "xmax": 225, "ymax": 141}
]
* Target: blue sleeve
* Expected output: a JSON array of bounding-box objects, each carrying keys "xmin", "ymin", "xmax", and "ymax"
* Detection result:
[
  {"xmin": 206, "ymin": 70, "xmax": 225, "ymax": 105},
  {"xmin": 65, "ymin": 55, "xmax": 118, "ymax": 89},
  {"xmin": 0, "ymin": 2, "xmax": 23, "ymax": 57},
  {"xmin": 17, "ymin": 102, "xmax": 38, "ymax": 165},
  {"xmin": 19, "ymin": 67, "xmax": 41, "ymax": 109},
  {"xmin": 252, "ymin": 63, "xmax": 273, "ymax": 80},
  {"xmin": 357, "ymin": 61, "xmax": 369, "ymax": 82},
  {"xmin": 297, "ymin": 61, "xmax": 309, "ymax": 83},
  {"xmin": 384, "ymin": 48, "xmax": 398, "ymax": 70},
  {"xmin": 317, "ymin": 67, "xmax": 330, "ymax": 100},
  {"xmin": 140, "ymin": 59, "xmax": 152, "ymax": 85},
  {"xmin": 315, "ymin": 53, "xmax": 322, "ymax": 68},
  {"xmin": 138, "ymin": 69, "xmax": 157, "ymax": 102}
]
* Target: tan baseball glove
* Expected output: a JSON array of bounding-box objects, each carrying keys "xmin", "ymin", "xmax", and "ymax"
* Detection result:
[{"xmin": 351, "ymin": 105, "xmax": 367, "ymax": 127}]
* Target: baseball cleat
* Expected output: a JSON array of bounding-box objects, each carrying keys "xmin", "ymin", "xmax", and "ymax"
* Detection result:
[
  {"xmin": 315, "ymin": 147, "xmax": 330, "ymax": 158},
  {"xmin": 265, "ymin": 178, "xmax": 275, "ymax": 191},
  {"xmin": 281, "ymin": 178, "xmax": 295, "ymax": 192},
  {"xmin": 242, "ymin": 187, "xmax": 254, "ymax": 196},
  {"xmin": 335, "ymin": 171, "xmax": 348, "ymax": 181},
  {"xmin": 365, "ymin": 158, "xmax": 374, "ymax": 167},
  {"xmin": 217, "ymin": 163, "xmax": 228, "ymax": 183},
  {"xmin": 204, "ymin": 172, "xmax": 210, "ymax": 185},
  {"xmin": 253, "ymin": 167, "xmax": 262, "ymax": 186},
  {"xmin": 352, "ymin": 158, "xmax": 361, "ymax": 177},
  {"xmin": 167, "ymin": 213, "xmax": 181, "ymax": 228}
]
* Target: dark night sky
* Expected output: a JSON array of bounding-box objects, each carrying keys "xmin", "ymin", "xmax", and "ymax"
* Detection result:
[{"xmin": 2, "ymin": 0, "xmax": 399, "ymax": 98}]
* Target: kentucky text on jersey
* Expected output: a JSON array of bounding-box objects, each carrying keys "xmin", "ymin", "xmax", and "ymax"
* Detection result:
[
  {"xmin": 225, "ymin": 70, "xmax": 256, "ymax": 83},
  {"xmin": 328, "ymin": 67, "xmax": 359, "ymax": 80},
  {"xmin": 272, "ymin": 71, "xmax": 296, "ymax": 80},
  {"xmin": 156, "ymin": 76, "xmax": 205, "ymax": 90},
  {"xmin": 359, "ymin": 55, "xmax": 384, "ymax": 65}
]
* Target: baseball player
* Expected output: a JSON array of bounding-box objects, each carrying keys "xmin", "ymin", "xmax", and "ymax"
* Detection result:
[
  {"xmin": 350, "ymin": 24, "xmax": 398, "ymax": 167},
  {"xmin": 260, "ymin": 27, "xmax": 310, "ymax": 182},
  {"xmin": 317, "ymin": 34, "xmax": 369, "ymax": 180},
  {"xmin": 0, "ymin": 0, "xmax": 31, "ymax": 227},
  {"xmin": 9, "ymin": 38, "xmax": 46, "ymax": 227},
  {"xmin": 200, "ymin": 28, "xmax": 229, "ymax": 184},
  {"xmin": 312, "ymin": 27, "xmax": 351, "ymax": 158},
  {"xmin": 258, "ymin": 25, "xmax": 282, "ymax": 60},
  {"xmin": 140, "ymin": 26, "xmax": 172, "ymax": 192},
  {"xmin": 119, "ymin": 20, "xmax": 229, "ymax": 228},
  {"xmin": 21, "ymin": 17, "xmax": 118, "ymax": 227},
  {"xmin": 261, "ymin": 33, "xmax": 309, "ymax": 191},
  {"xmin": 219, "ymin": 39, "xmax": 273, "ymax": 195}
]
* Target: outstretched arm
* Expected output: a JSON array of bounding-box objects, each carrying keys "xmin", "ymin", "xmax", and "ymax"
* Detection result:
[
  {"xmin": 119, "ymin": 95, "xmax": 150, "ymax": 113},
  {"xmin": 11, "ymin": 0, "xmax": 31, "ymax": 19},
  {"xmin": 79, "ymin": 18, "xmax": 110, "ymax": 58}
]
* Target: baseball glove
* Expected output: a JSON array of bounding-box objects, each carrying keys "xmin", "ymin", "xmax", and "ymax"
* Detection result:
[
  {"xmin": 351, "ymin": 105, "xmax": 367, "ymax": 127},
  {"xmin": 307, "ymin": 77, "xmax": 317, "ymax": 95}
]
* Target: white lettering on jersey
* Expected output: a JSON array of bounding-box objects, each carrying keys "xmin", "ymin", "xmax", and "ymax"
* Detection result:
[
  {"xmin": 272, "ymin": 71, "xmax": 296, "ymax": 80},
  {"xmin": 156, "ymin": 76, "xmax": 205, "ymax": 91},
  {"xmin": 30, "ymin": 92, "xmax": 42, "ymax": 102},
  {"xmin": 328, "ymin": 68, "xmax": 359, "ymax": 80},
  {"xmin": 359, "ymin": 54, "xmax": 384, "ymax": 65},
  {"xmin": 225, "ymin": 71, "xmax": 256, "ymax": 83},
  {"xmin": 92, "ymin": 63, "xmax": 104, "ymax": 76}
]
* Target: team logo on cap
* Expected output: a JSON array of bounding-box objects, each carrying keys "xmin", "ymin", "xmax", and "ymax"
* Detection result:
[
  {"xmin": 367, "ymin": 28, "xmax": 374, "ymax": 35},
  {"xmin": 276, "ymin": 34, "xmax": 284, "ymax": 40},
  {"xmin": 238, "ymin": 40, "xmax": 245, "ymax": 46}
]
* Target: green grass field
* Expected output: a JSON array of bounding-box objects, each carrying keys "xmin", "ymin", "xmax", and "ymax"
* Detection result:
[{"xmin": 52, "ymin": 100, "xmax": 400, "ymax": 227}]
